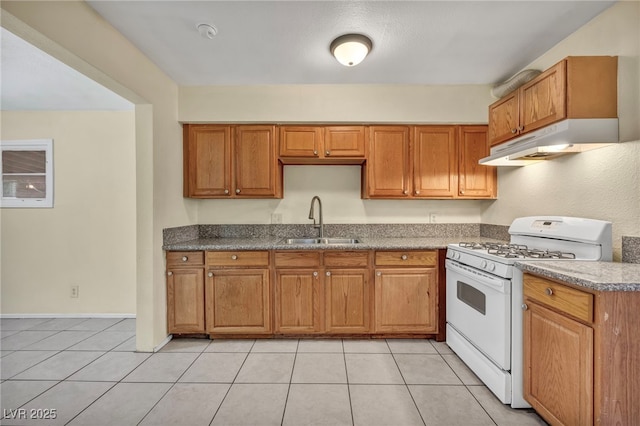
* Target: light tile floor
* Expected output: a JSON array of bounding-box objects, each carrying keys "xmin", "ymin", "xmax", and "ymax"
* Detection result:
[{"xmin": 0, "ymin": 318, "xmax": 547, "ymax": 425}]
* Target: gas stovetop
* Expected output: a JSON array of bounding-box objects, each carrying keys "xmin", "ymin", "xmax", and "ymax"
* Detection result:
[{"xmin": 459, "ymin": 242, "xmax": 577, "ymax": 259}]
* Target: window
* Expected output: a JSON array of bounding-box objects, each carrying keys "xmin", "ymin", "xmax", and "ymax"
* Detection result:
[{"xmin": 1, "ymin": 139, "xmax": 54, "ymax": 208}]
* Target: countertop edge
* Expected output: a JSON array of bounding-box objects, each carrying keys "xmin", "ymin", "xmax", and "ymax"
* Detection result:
[{"xmin": 516, "ymin": 261, "xmax": 640, "ymax": 292}]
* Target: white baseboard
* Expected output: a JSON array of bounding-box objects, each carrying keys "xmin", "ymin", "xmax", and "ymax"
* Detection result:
[
  {"xmin": 0, "ymin": 313, "xmax": 136, "ymax": 319},
  {"xmin": 153, "ymin": 335, "xmax": 172, "ymax": 352}
]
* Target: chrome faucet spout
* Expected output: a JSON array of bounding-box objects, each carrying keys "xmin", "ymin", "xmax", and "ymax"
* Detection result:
[{"xmin": 308, "ymin": 196, "xmax": 324, "ymax": 238}]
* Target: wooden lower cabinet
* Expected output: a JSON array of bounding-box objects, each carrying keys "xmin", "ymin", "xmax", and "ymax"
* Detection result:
[
  {"xmin": 166, "ymin": 268, "xmax": 205, "ymax": 334},
  {"xmin": 374, "ymin": 267, "xmax": 437, "ymax": 333},
  {"xmin": 205, "ymin": 269, "xmax": 271, "ymax": 334},
  {"xmin": 524, "ymin": 301, "xmax": 593, "ymax": 426},
  {"xmin": 325, "ymin": 269, "xmax": 371, "ymax": 333},
  {"xmin": 275, "ymin": 269, "xmax": 324, "ymax": 333},
  {"xmin": 523, "ymin": 273, "xmax": 640, "ymax": 426}
]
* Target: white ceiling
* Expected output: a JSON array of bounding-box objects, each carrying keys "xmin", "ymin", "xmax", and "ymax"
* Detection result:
[
  {"xmin": 0, "ymin": 27, "xmax": 133, "ymax": 111},
  {"xmin": 1, "ymin": 1, "xmax": 616, "ymax": 111},
  {"xmin": 87, "ymin": 0, "xmax": 615, "ymax": 86}
]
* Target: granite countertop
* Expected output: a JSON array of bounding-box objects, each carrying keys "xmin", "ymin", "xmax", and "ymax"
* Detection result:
[
  {"xmin": 516, "ymin": 261, "xmax": 640, "ymax": 292},
  {"xmin": 163, "ymin": 236, "xmax": 504, "ymax": 251}
]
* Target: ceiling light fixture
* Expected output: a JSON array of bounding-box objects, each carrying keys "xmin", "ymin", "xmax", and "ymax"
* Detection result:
[
  {"xmin": 197, "ymin": 23, "xmax": 218, "ymax": 40},
  {"xmin": 330, "ymin": 34, "xmax": 372, "ymax": 67}
]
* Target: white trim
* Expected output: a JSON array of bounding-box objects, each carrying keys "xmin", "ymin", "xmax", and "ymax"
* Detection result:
[
  {"xmin": 0, "ymin": 313, "xmax": 136, "ymax": 319},
  {"xmin": 152, "ymin": 335, "xmax": 173, "ymax": 352}
]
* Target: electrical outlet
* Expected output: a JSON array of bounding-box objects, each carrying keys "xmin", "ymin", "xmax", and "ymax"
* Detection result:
[
  {"xmin": 71, "ymin": 285, "xmax": 79, "ymax": 298},
  {"xmin": 271, "ymin": 213, "xmax": 282, "ymax": 224},
  {"xmin": 429, "ymin": 213, "xmax": 437, "ymax": 223}
]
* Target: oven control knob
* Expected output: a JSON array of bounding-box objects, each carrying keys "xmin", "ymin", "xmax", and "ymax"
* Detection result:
[
  {"xmin": 488, "ymin": 263, "xmax": 496, "ymax": 272},
  {"xmin": 453, "ymin": 252, "xmax": 460, "ymax": 260},
  {"xmin": 480, "ymin": 260, "xmax": 487, "ymax": 269}
]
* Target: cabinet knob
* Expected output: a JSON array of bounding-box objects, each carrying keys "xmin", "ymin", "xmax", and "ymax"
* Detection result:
[
  {"xmin": 460, "ymin": 190, "xmax": 465, "ymax": 195},
  {"xmin": 326, "ymin": 271, "xmax": 331, "ymax": 277},
  {"xmin": 518, "ymin": 126, "xmax": 524, "ymax": 132},
  {"xmin": 313, "ymin": 271, "xmax": 318, "ymax": 277},
  {"xmin": 511, "ymin": 128, "xmax": 517, "ymax": 134},
  {"xmin": 208, "ymin": 272, "xmax": 213, "ymax": 278},
  {"xmin": 325, "ymin": 150, "xmax": 330, "ymax": 156},
  {"xmin": 224, "ymin": 189, "xmax": 229, "ymax": 194},
  {"xmin": 313, "ymin": 150, "xmax": 318, "ymax": 155},
  {"xmin": 401, "ymin": 254, "xmax": 408, "ymax": 260},
  {"xmin": 182, "ymin": 256, "xmax": 188, "ymax": 262},
  {"xmin": 376, "ymin": 271, "xmax": 382, "ymax": 276},
  {"xmin": 231, "ymin": 255, "xmax": 238, "ymax": 260},
  {"xmin": 403, "ymin": 190, "xmax": 409, "ymax": 195},
  {"xmin": 521, "ymin": 303, "xmax": 528, "ymax": 311},
  {"xmin": 545, "ymin": 287, "xmax": 553, "ymax": 296},
  {"xmin": 235, "ymin": 189, "xmax": 241, "ymax": 194},
  {"xmin": 415, "ymin": 191, "xmax": 420, "ymax": 195},
  {"xmin": 167, "ymin": 271, "xmax": 173, "ymax": 276}
]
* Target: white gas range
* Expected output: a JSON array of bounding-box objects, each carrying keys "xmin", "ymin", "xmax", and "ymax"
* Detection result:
[{"xmin": 445, "ymin": 216, "xmax": 612, "ymax": 408}]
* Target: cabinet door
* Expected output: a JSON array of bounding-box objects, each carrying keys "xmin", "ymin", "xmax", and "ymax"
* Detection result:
[
  {"xmin": 488, "ymin": 92, "xmax": 519, "ymax": 146},
  {"xmin": 234, "ymin": 125, "xmax": 281, "ymax": 197},
  {"xmin": 519, "ymin": 61, "xmax": 566, "ymax": 134},
  {"xmin": 458, "ymin": 126, "xmax": 496, "ymax": 198},
  {"xmin": 325, "ymin": 269, "xmax": 370, "ymax": 333},
  {"xmin": 413, "ymin": 126, "xmax": 457, "ymax": 198},
  {"xmin": 275, "ymin": 269, "xmax": 323, "ymax": 333},
  {"xmin": 366, "ymin": 126, "xmax": 411, "ymax": 198},
  {"xmin": 374, "ymin": 268, "xmax": 437, "ymax": 333},
  {"xmin": 279, "ymin": 126, "xmax": 322, "ymax": 158},
  {"xmin": 324, "ymin": 126, "xmax": 366, "ymax": 158},
  {"xmin": 524, "ymin": 301, "xmax": 593, "ymax": 426},
  {"xmin": 167, "ymin": 268, "xmax": 205, "ymax": 333},
  {"xmin": 184, "ymin": 125, "xmax": 232, "ymax": 197},
  {"xmin": 205, "ymin": 269, "xmax": 271, "ymax": 334}
]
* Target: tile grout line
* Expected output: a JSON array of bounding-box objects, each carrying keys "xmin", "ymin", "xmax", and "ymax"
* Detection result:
[
  {"xmin": 386, "ymin": 339, "xmax": 428, "ymax": 426},
  {"xmin": 341, "ymin": 339, "xmax": 355, "ymax": 426},
  {"xmin": 279, "ymin": 338, "xmax": 300, "ymax": 426},
  {"xmin": 208, "ymin": 338, "xmax": 256, "ymax": 426}
]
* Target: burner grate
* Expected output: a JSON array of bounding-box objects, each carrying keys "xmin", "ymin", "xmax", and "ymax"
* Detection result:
[{"xmin": 459, "ymin": 242, "xmax": 576, "ymax": 259}]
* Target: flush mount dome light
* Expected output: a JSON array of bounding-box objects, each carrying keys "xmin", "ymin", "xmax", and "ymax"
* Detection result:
[{"xmin": 330, "ymin": 34, "xmax": 372, "ymax": 67}]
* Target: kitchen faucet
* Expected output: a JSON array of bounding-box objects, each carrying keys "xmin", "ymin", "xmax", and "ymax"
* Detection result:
[{"xmin": 308, "ymin": 196, "xmax": 324, "ymax": 238}]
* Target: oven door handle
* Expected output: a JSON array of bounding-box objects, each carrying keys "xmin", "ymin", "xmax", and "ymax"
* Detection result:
[{"xmin": 445, "ymin": 259, "xmax": 510, "ymax": 292}]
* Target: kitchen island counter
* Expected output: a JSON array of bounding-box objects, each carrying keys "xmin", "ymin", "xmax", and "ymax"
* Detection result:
[{"xmin": 516, "ymin": 260, "xmax": 640, "ymax": 292}]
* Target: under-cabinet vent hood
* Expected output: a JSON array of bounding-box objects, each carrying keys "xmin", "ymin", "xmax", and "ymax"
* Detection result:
[{"xmin": 479, "ymin": 118, "xmax": 619, "ymax": 166}]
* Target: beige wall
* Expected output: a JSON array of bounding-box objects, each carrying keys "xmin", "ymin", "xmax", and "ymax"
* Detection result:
[
  {"xmin": 1, "ymin": 111, "xmax": 136, "ymax": 314},
  {"xmin": 481, "ymin": 1, "xmax": 640, "ymax": 260},
  {"xmin": 1, "ymin": 1, "xmax": 189, "ymax": 350},
  {"xmin": 180, "ymin": 84, "xmax": 495, "ymax": 224}
]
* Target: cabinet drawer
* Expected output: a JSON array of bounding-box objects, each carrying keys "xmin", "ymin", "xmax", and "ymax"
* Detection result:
[
  {"xmin": 167, "ymin": 251, "xmax": 204, "ymax": 267},
  {"xmin": 207, "ymin": 251, "xmax": 269, "ymax": 267},
  {"xmin": 524, "ymin": 274, "xmax": 593, "ymax": 323},
  {"xmin": 375, "ymin": 251, "xmax": 437, "ymax": 267},
  {"xmin": 324, "ymin": 251, "xmax": 369, "ymax": 267},
  {"xmin": 274, "ymin": 251, "xmax": 322, "ymax": 267}
]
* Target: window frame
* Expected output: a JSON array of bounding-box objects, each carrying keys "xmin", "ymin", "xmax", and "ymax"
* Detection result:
[{"xmin": 1, "ymin": 139, "xmax": 54, "ymax": 208}]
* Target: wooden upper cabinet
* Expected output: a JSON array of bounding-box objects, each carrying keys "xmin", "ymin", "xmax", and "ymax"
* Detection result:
[
  {"xmin": 458, "ymin": 126, "xmax": 496, "ymax": 199},
  {"xmin": 488, "ymin": 91, "xmax": 519, "ymax": 146},
  {"xmin": 413, "ymin": 126, "xmax": 457, "ymax": 198},
  {"xmin": 488, "ymin": 56, "xmax": 617, "ymax": 147},
  {"xmin": 324, "ymin": 126, "xmax": 366, "ymax": 157},
  {"xmin": 519, "ymin": 61, "xmax": 566, "ymax": 135},
  {"xmin": 279, "ymin": 126, "xmax": 322, "ymax": 157},
  {"xmin": 183, "ymin": 125, "xmax": 232, "ymax": 197},
  {"xmin": 183, "ymin": 124, "xmax": 282, "ymax": 198},
  {"xmin": 235, "ymin": 125, "xmax": 281, "ymax": 197},
  {"xmin": 365, "ymin": 126, "xmax": 411, "ymax": 198},
  {"xmin": 279, "ymin": 125, "xmax": 366, "ymax": 162}
]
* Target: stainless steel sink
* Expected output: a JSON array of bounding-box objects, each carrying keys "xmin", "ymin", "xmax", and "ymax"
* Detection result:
[{"xmin": 283, "ymin": 238, "xmax": 360, "ymax": 245}]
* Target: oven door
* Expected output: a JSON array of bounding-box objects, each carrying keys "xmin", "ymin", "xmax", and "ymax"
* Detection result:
[{"xmin": 446, "ymin": 259, "xmax": 511, "ymax": 370}]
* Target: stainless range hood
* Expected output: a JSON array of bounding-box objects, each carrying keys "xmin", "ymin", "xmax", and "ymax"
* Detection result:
[{"xmin": 479, "ymin": 118, "xmax": 619, "ymax": 166}]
